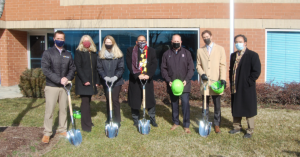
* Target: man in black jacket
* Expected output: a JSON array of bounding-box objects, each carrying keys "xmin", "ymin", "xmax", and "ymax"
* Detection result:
[
  {"xmin": 41, "ymin": 31, "xmax": 76, "ymax": 143},
  {"xmin": 126, "ymin": 35, "xmax": 158, "ymax": 127},
  {"xmin": 229, "ymin": 34, "xmax": 261, "ymax": 138},
  {"xmin": 161, "ymin": 34, "xmax": 195, "ymax": 134}
]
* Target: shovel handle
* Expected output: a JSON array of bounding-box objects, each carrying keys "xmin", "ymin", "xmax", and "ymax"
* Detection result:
[
  {"xmin": 68, "ymin": 94, "xmax": 73, "ymax": 117},
  {"xmin": 140, "ymin": 79, "xmax": 147, "ymax": 109},
  {"xmin": 202, "ymin": 80, "xmax": 208, "ymax": 110},
  {"xmin": 106, "ymin": 81, "xmax": 114, "ymax": 117}
]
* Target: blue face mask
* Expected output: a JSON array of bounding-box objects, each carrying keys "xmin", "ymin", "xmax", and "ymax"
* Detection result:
[
  {"xmin": 235, "ymin": 43, "xmax": 244, "ymax": 51},
  {"xmin": 55, "ymin": 40, "xmax": 65, "ymax": 47}
]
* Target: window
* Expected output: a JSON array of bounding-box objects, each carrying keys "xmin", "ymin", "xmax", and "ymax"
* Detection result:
[
  {"xmin": 30, "ymin": 36, "xmax": 45, "ymax": 68},
  {"xmin": 101, "ymin": 30, "xmax": 147, "ymax": 81},
  {"xmin": 149, "ymin": 30, "xmax": 199, "ymax": 80},
  {"xmin": 52, "ymin": 28, "xmax": 199, "ymax": 81},
  {"xmin": 266, "ymin": 31, "xmax": 300, "ymax": 84}
]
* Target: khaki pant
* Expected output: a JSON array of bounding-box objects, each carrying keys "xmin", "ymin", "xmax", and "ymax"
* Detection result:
[
  {"xmin": 43, "ymin": 86, "xmax": 68, "ymax": 136},
  {"xmin": 233, "ymin": 116, "xmax": 255, "ymax": 134}
]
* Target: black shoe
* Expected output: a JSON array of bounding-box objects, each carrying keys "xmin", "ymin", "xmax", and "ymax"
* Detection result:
[
  {"xmin": 243, "ymin": 133, "xmax": 252, "ymax": 138},
  {"xmin": 229, "ymin": 129, "xmax": 241, "ymax": 134},
  {"xmin": 150, "ymin": 121, "xmax": 158, "ymax": 127},
  {"xmin": 91, "ymin": 123, "xmax": 94, "ymax": 127}
]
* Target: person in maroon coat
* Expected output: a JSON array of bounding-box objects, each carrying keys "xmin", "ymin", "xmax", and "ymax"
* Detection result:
[{"xmin": 161, "ymin": 34, "xmax": 195, "ymax": 134}]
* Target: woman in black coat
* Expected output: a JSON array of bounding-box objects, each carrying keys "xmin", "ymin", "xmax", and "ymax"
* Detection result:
[
  {"xmin": 126, "ymin": 35, "xmax": 158, "ymax": 127},
  {"xmin": 97, "ymin": 35, "xmax": 124, "ymax": 127},
  {"xmin": 74, "ymin": 35, "xmax": 100, "ymax": 132}
]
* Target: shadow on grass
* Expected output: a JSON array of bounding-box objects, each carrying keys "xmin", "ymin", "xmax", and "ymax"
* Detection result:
[
  {"xmin": 12, "ymin": 98, "xmax": 44, "ymax": 126},
  {"xmin": 282, "ymin": 151, "xmax": 300, "ymax": 156},
  {"xmin": 0, "ymin": 127, "xmax": 8, "ymax": 132}
]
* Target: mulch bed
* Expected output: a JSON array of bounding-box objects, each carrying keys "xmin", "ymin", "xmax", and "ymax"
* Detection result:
[{"xmin": 0, "ymin": 127, "xmax": 61, "ymax": 156}]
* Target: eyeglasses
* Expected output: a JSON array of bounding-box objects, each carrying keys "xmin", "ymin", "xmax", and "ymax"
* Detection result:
[{"xmin": 137, "ymin": 40, "xmax": 146, "ymax": 42}]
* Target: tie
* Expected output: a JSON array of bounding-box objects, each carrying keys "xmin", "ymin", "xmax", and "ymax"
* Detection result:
[{"xmin": 207, "ymin": 46, "xmax": 211, "ymax": 55}]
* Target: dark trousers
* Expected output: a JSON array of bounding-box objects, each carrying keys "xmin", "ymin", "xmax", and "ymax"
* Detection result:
[
  {"xmin": 170, "ymin": 92, "xmax": 190, "ymax": 128},
  {"xmin": 202, "ymin": 95, "xmax": 221, "ymax": 126},
  {"xmin": 80, "ymin": 95, "xmax": 92, "ymax": 131},
  {"xmin": 104, "ymin": 85, "xmax": 121, "ymax": 124},
  {"xmin": 131, "ymin": 106, "xmax": 156, "ymax": 123}
]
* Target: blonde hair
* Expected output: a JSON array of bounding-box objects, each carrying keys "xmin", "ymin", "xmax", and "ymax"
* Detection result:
[
  {"xmin": 99, "ymin": 35, "xmax": 123, "ymax": 59},
  {"xmin": 76, "ymin": 35, "xmax": 97, "ymax": 52}
]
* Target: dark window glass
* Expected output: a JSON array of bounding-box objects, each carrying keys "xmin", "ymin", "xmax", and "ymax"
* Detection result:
[
  {"xmin": 30, "ymin": 36, "xmax": 45, "ymax": 68},
  {"xmin": 57, "ymin": 30, "xmax": 100, "ymax": 59},
  {"xmin": 47, "ymin": 33, "xmax": 54, "ymax": 49},
  {"xmin": 149, "ymin": 30, "xmax": 199, "ymax": 80},
  {"xmin": 101, "ymin": 30, "xmax": 147, "ymax": 80}
]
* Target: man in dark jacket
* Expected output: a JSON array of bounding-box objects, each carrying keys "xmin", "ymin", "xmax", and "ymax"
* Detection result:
[
  {"xmin": 161, "ymin": 34, "xmax": 195, "ymax": 134},
  {"xmin": 41, "ymin": 31, "xmax": 76, "ymax": 143},
  {"xmin": 229, "ymin": 34, "xmax": 261, "ymax": 138},
  {"xmin": 126, "ymin": 35, "xmax": 158, "ymax": 127}
]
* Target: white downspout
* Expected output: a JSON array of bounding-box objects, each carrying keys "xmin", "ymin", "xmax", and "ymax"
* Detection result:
[{"xmin": 230, "ymin": 0, "xmax": 234, "ymax": 54}]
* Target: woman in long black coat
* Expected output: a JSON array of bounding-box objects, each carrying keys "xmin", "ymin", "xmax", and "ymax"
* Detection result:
[
  {"xmin": 74, "ymin": 35, "xmax": 100, "ymax": 132},
  {"xmin": 97, "ymin": 35, "xmax": 124, "ymax": 127},
  {"xmin": 126, "ymin": 35, "xmax": 158, "ymax": 126}
]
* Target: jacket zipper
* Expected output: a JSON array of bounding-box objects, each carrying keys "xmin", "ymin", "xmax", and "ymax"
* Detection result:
[{"xmin": 89, "ymin": 52, "xmax": 94, "ymax": 91}]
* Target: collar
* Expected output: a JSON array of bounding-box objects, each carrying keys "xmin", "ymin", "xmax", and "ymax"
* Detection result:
[
  {"xmin": 55, "ymin": 45, "xmax": 64, "ymax": 53},
  {"xmin": 238, "ymin": 47, "xmax": 246, "ymax": 56},
  {"xmin": 172, "ymin": 47, "xmax": 181, "ymax": 54},
  {"xmin": 206, "ymin": 42, "xmax": 214, "ymax": 49}
]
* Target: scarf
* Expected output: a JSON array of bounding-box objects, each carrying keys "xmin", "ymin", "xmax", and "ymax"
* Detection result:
[
  {"xmin": 132, "ymin": 45, "xmax": 148, "ymax": 74},
  {"xmin": 104, "ymin": 50, "xmax": 114, "ymax": 59}
]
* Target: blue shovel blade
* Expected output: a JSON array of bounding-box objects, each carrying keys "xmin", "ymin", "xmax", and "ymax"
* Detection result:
[
  {"xmin": 105, "ymin": 122, "xmax": 119, "ymax": 138},
  {"xmin": 199, "ymin": 120, "xmax": 212, "ymax": 137},
  {"xmin": 67, "ymin": 129, "xmax": 82, "ymax": 146},
  {"xmin": 138, "ymin": 119, "xmax": 151, "ymax": 135}
]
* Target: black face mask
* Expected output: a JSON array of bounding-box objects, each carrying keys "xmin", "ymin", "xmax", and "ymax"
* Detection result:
[
  {"xmin": 204, "ymin": 38, "xmax": 211, "ymax": 45},
  {"xmin": 105, "ymin": 44, "xmax": 113, "ymax": 49},
  {"xmin": 172, "ymin": 42, "xmax": 180, "ymax": 49}
]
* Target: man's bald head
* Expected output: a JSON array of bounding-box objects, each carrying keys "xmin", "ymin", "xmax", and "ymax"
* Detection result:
[{"xmin": 172, "ymin": 34, "xmax": 182, "ymax": 42}]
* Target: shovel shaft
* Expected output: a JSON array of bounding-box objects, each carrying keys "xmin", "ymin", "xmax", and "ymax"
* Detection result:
[
  {"xmin": 109, "ymin": 87, "xmax": 113, "ymax": 119},
  {"xmin": 203, "ymin": 83, "xmax": 207, "ymax": 110},
  {"xmin": 68, "ymin": 94, "xmax": 73, "ymax": 116}
]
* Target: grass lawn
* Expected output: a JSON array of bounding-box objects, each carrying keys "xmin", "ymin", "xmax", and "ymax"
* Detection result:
[{"xmin": 0, "ymin": 97, "xmax": 300, "ymax": 156}]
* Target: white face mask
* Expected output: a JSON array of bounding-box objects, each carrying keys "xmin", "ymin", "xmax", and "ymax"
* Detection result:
[{"xmin": 235, "ymin": 43, "xmax": 244, "ymax": 51}]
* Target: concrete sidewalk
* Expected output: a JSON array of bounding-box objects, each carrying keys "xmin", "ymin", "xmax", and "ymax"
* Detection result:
[{"xmin": 0, "ymin": 85, "xmax": 23, "ymax": 99}]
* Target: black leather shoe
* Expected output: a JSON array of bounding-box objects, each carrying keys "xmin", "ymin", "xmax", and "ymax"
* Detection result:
[
  {"xmin": 229, "ymin": 129, "xmax": 241, "ymax": 134},
  {"xmin": 150, "ymin": 121, "xmax": 158, "ymax": 127},
  {"xmin": 243, "ymin": 133, "xmax": 252, "ymax": 138}
]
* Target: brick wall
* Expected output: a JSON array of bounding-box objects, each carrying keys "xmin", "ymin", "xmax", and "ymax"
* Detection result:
[
  {"xmin": 199, "ymin": 28, "xmax": 265, "ymax": 84},
  {"xmin": 1, "ymin": 0, "xmax": 299, "ymax": 21},
  {"xmin": 0, "ymin": 29, "xmax": 27, "ymax": 86}
]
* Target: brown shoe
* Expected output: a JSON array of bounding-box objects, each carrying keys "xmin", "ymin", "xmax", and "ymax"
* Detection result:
[
  {"xmin": 215, "ymin": 126, "xmax": 221, "ymax": 133},
  {"xmin": 56, "ymin": 131, "xmax": 67, "ymax": 137},
  {"xmin": 184, "ymin": 128, "xmax": 191, "ymax": 134},
  {"xmin": 170, "ymin": 124, "xmax": 179, "ymax": 131},
  {"xmin": 42, "ymin": 135, "xmax": 50, "ymax": 143}
]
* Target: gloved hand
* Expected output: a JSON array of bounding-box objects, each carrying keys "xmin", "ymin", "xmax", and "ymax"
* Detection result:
[
  {"xmin": 110, "ymin": 76, "xmax": 118, "ymax": 84},
  {"xmin": 201, "ymin": 74, "xmax": 208, "ymax": 81},
  {"xmin": 104, "ymin": 76, "xmax": 111, "ymax": 82},
  {"xmin": 221, "ymin": 80, "xmax": 226, "ymax": 89}
]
